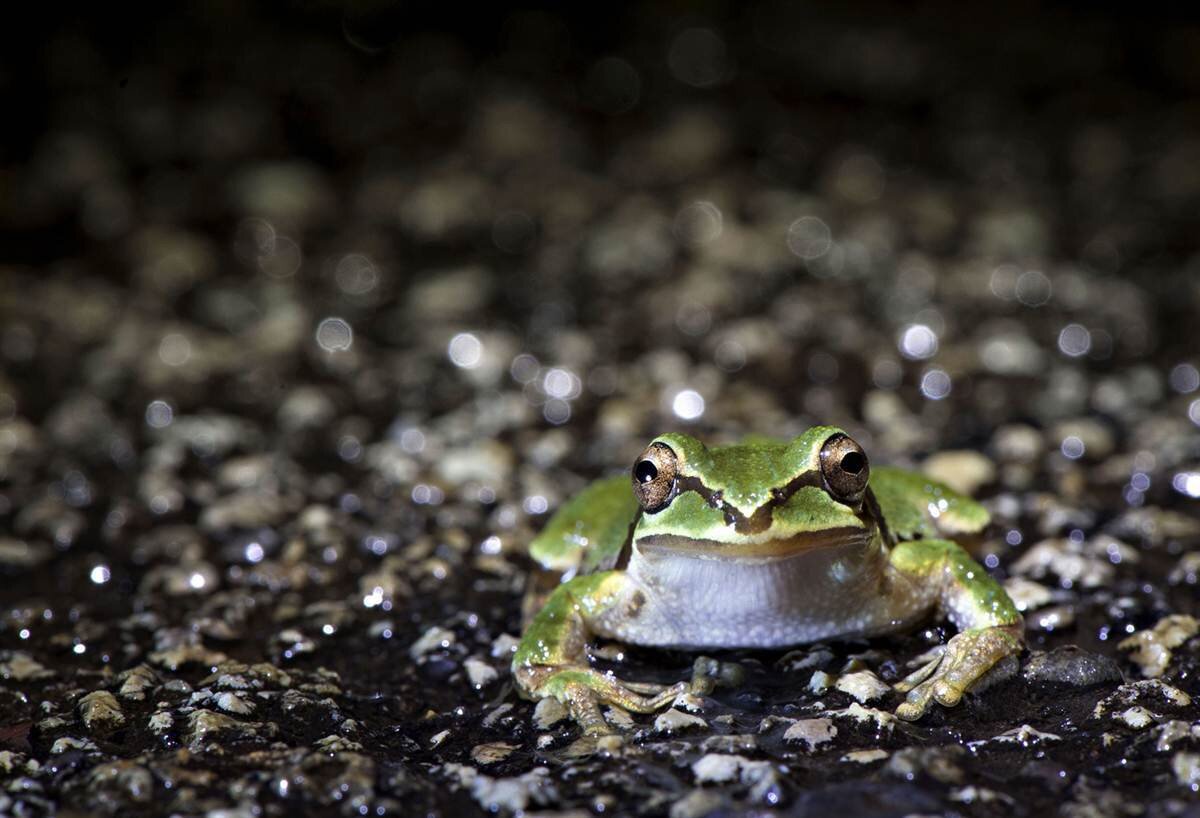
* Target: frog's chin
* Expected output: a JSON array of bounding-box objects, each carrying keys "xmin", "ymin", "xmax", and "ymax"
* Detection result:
[{"xmin": 633, "ymin": 528, "xmax": 871, "ymax": 560}]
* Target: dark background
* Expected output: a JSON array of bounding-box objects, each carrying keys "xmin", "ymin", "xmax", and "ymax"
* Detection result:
[{"xmin": 1, "ymin": 3, "xmax": 1199, "ymax": 817}]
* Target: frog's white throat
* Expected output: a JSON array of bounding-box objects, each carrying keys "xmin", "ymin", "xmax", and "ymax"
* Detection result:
[{"xmin": 609, "ymin": 528, "xmax": 900, "ymax": 648}]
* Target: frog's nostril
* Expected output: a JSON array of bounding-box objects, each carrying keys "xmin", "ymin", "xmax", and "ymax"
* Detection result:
[{"xmin": 635, "ymin": 461, "xmax": 659, "ymax": 483}]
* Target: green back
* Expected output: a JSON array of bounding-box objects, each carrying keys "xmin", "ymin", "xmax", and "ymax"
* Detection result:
[{"xmin": 870, "ymin": 466, "xmax": 990, "ymax": 540}]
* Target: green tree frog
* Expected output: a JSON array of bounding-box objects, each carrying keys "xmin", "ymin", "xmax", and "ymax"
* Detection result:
[{"xmin": 512, "ymin": 427, "xmax": 1023, "ymax": 735}]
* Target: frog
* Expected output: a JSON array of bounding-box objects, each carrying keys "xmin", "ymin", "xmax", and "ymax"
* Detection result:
[{"xmin": 511, "ymin": 427, "xmax": 1023, "ymax": 735}]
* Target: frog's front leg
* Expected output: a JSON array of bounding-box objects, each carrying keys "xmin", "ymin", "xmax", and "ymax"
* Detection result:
[
  {"xmin": 888, "ymin": 539, "xmax": 1024, "ymax": 720},
  {"xmin": 512, "ymin": 571, "xmax": 687, "ymax": 735}
]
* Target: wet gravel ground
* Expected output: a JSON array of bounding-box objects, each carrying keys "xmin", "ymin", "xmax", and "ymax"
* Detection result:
[{"xmin": 2, "ymin": 3, "xmax": 1200, "ymax": 816}]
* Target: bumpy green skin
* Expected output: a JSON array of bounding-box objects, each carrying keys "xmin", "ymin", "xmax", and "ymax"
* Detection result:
[
  {"xmin": 529, "ymin": 476, "xmax": 638, "ymax": 573},
  {"xmin": 871, "ymin": 465, "xmax": 991, "ymax": 538},
  {"xmin": 513, "ymin": 429, "xmax": 1023, "ymax": 734}
]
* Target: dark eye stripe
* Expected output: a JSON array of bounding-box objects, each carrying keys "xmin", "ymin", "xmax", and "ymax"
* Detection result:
[{"xmin": 673, "ymin": 470, "xmax": 827, "ymax": 535}]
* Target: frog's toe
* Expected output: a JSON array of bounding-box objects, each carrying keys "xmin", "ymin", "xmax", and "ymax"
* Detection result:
[
  {"xmin": 527, "ymin": 666, "xmax": 686, "ymax": 734},
  {"xmin": 893, "ymin": 625, "xmax": 1022, "ymax": 719},
  {"xmin": 690, "ymin": 656, "xmax": 744, "ymax": 695},
  {"xmin": 931, "ymin": 678, "xmax": 966, "ymax": 707},
  {"xmin": 893, "ymin": 652, "xmax": 942, "ymax": 694},
  {"xmin": 895, "ymin": 682, "xmax": 936, "ymax": 721}
]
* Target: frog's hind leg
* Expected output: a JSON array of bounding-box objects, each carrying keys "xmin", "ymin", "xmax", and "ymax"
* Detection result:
[
  {"xmin": 512, "ymin": 571, "xmax": 689, "ymax": 735},
  {"xmin": 888, "ymin": 539, "xmax": 1024, "ymax": 720}
]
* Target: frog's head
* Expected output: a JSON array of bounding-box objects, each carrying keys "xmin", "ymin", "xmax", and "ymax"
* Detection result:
[{"xmin": 629, "ymin": 427, "xmax": 877, "ymax": 558}]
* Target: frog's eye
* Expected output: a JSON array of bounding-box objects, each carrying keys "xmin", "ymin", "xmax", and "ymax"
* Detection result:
[
  {"xmin": 819, "ymin": 434, "xmax": 870, "ymax": 504},
  {"xmin": 632, "ymin": 442, "xmax": 678, "ymax": 512}
]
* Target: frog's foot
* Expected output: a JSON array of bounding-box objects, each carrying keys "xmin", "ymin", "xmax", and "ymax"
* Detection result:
[
  {"xmin": 516, "ymin": 665, "xmax": 687, "ymax": 736},
  {"xmin": 690, "ymin": 656, "xmax": 745, "ymax": 696},
  {"xmin": 894, "ymin": 624, "xmax": 1022, "ymax": 720}
]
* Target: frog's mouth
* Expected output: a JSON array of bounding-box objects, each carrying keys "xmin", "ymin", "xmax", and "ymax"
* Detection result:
[{"xmin": 634, "ymin": 527, "xmax": 871, "ymax": 560}]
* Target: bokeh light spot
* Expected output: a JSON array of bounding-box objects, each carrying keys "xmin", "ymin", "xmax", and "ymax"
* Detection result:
[
  {"xmin": 447, "ymin": 332, "xmax": 482, "ymax": 368},
  {"xmin": 316, "ymin": 317, "xmax": 354, "ymax": 352},
  {"xmin": 672, "ymin": 389, "xmax": 706, "ymax": 420}
]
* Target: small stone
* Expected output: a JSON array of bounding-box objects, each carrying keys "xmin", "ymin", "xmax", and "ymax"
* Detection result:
[
  {"xmin": 148, "ymin": 643, "xmax": 230, "ymax": 672},
  {"xmin": 700, "ymin": 734, "xmax": 757, "ymax": 754},
  {"xmin": 51, "ymin": 737, "xmax": 98, "ymax": 754},
  {"xmin": 1172, "ymin": 752, "xmax": 1200, "ymax": 789},
  {"xmin": 1169, "ymin": 552, "xmax": 1200, "ymax": 585},
  {"xmin": 992, "ymin": 424, "xmax": 1043, "ymax": 463},
  {"xmin": 1050, "ymin": 418, "xmax": 1114, "ymax": 460},
  {"xmin": 1115, "ymin": 706, "xmax": 1156, "ymax": 729},
  {"xmin": 885, "ymin": 746, "xmax": 965, "ymax": 784},
  {"xmin": 1022, "ymin": 647, "xmax": 1123, "ymax": 688},
  {"xmin": 490, "ymin": 634, "xmax": 520, "ymax": 659},
  {"xmin": 757, "ymin": 715, "xmax": 795, "ymax": 734},
  {"xmin": 949, "ymin": 786, "xmax": 1013, "ymax": 805},
  {"xmin": 215, "ymin": 692, "xmax": 255, "ymax": 715},
  {"xmin": 1094, "ymin": 680, "xmax": 1192, "ymax": 719},
  {"xmin": 783, "ymin": 718, "xmax": 836, "ymax": 750},
  {"xmin": 148, "ymin": 711, "xmax": 173, "ymax": 734},
  {"xmin": 835, "ymin": 670, "xmax": 890, "ymax": 703},
  {"xmin": 78, "ymin": 691, "xmax": 126, "ymax": 734},
  {"xmin": 670, "ymin": 790, "xmax": 728, "ymax": 818},
  {"xmin": 470, "ymin": 741, "xmax": 518, "ymax": 765},
  {"xmin": 968, "ymin": 724, "xmax": 1062, "ymax": 748},
  {"xmin": 808, "ymin": 670, "xmax": 833, "ymax": 693},
  {"xmin": 1004, "ymin": 577, "xmax": 1054, "ymax": 612},
  {"xmin": 0, "ymin": 539, "xmax": 51, "ymax": 569},
  {"xmin": 1118, "ymin": 614, "xmax": 1199, "ymax": 678},
  {"xmin": 89, "ymin": 761, "xmax": 154, "ymax": 803},
  {"xmin": 842, "ymin": 749, "xmax": 888, "ymax": 764},
  {"xmin": 0, "ymin": 652, "xmax": 53, "ymax": 681},
  {"xmin": 118, "ymin": 665, "xmax": 159, "ymax": 700},
  {"xmin": 827, "ymin": 703, "xmax": 896, "ymax": 732},
  {"xmin": 187, "ymin": 709, "xmax": 241, "ymax": 748},
  {"xmin": 533, "ymin": 697, "xmax": 567, "ymax": 730},
  {"xmin": 603, "ymin": 707, "xmax": 635, "ymax": 731},
  {"xmin": 690, "ymin": 753, "xmax": 773, "ymax": 785},
  {"xmin": 1154, "ymin": 720, "xmax": 1200, "ymax": 752},
  {"xmin": 922, "ymin": 450, "xmax": 996, "ymax": 495},
  {"xmin": 1011, "ymin": 538, "xmax": 1114, "ymax": 588},
  {"xmin": 313, "ymin": 734, "xmax": 364, "ymax": 753},
  {"xmin": 1029, "ymin": 605, "xmax": 1075, "ymax": 632},
  {"xmin": 652, "ymin": 708, "xmax": 708, "ymax": 735},
  {"xmin": 409, "ymin": 626, "xmax": 456, "ymax": 660},
  {"xmin": 448, "ymin": 762, "xmax": 554, "ymax": 810},
  {"xmin": 429, "ymin": 729, "xmax": 450, "ymax": 748},
  {"xmin": 480, "ymin": 704, "xmax": 513, "ymax": 730},
  {"xmin": 463, "ymin": 657, "xmax": 499, "ymax": 689}
]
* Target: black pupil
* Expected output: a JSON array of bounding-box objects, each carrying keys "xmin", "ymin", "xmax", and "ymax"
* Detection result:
[
  {"xmin": 635, "ymin": 460, "xmax": 658, "ymax": 483},
  {"xmin": 840, "ymin": 451, "xmax": 865, "ymax": 475}
]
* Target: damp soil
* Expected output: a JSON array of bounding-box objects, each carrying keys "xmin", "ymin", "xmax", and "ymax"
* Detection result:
[{"xmin": 1, "ymin": 4, "xmax": 1199, "ymax": 817}]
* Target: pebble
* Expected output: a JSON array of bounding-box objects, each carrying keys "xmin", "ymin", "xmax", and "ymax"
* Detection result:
[
  {"xmin": 532, "ymin": 698, "xmax": 567, "ymax": 730},
  {"xmin": 463, "ymin": 657, "xmax": 499, "ymax": 689},
  {"xmin": 469, "ymin": 742, "xmax": 518, "ymax": 766},
  {"xmin": 409, "ymin": 626, "xmax": 456, "ymax": 660},
  {"xmin": 78, "ymin": 692, "xmax": 125, "ymax": 734},
  {"xmin": 921, "ymin": 450, "xmax": 996, "ymax": 495},
  {"xmin": 783, "ymin": 718, "xmax": 837, "ymax": 750},
  {"xmin": 842, "ymin": 749, "xmax": 889, "ymax": 764},
  {"xmin": 1022, "ymin": 647, "xmax": 1123, "ymax": 688},
  {"xmin": 651, "ymin": 708, "xmax": 707, "ymax": 735},
  {"xmin": 834, "ymin": 670, "xmax": 890, "ymax": 704},
  {"xmin": 1118, "ymin": 615, "xmax": 1199, "ymax": 678}
]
